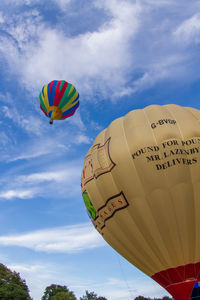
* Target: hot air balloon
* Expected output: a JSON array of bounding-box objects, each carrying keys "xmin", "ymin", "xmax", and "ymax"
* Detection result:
[
  {"xmin": 39, "ymin": 80, "xmax": 79, "ymax": 124},
  {"xmin": 81, "ymin": 104, "xmax": 200, "ymax": 300}
]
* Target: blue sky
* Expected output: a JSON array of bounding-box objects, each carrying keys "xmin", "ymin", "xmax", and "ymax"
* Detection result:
[{"xmin": 0, "ymin": 0, "xmax": 200, "ymax": 299}]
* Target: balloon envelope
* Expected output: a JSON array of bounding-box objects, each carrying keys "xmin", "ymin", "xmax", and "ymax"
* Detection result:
[
  {"xmin": 81, "ymin": 104, "xmax": 200, "ymax": 300},
  {"xmin": 39, "ymin": 80, "xmax": 79, "ymax": 124}
]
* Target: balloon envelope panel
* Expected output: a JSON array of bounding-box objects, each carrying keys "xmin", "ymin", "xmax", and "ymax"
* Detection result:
[{"xmin": 81, "ymin": 104, "xmax": 200, "ymax": 300}]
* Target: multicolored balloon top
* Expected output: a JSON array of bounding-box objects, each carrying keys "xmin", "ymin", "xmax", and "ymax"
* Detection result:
[{"xmin": 39, "ymin": 80, "xmax": 79, "ymax": 124}]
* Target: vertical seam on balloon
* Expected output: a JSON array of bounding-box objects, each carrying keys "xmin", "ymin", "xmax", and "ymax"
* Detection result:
[
  {"xmin": 120, "ymin": 111, "xmax": 168, "ymax": 274},
  {"xmin": 186, "ymin": 106, "xmax": 200, "ymax": 275},
  {"xmin": 163, "ymin": 105, "xmax": 186, "ymax": 281},
  {"xmin": 144, "ymin": 104, "xmax": 186, "ymax": 283},
  {"xmin": 183, "ymin": 107, "xmax": 199, "ymax": 280},
  {"xmin": 165, "ymin": 104, "xmax": 196, "ymax": 282},
  {"xmin": 142, "ymin": 107, "xmax": 174, "ymax": 272},
  {"xmin": 184, "ymin": 107, "xmax": 200, "ymax": 273},
  {"xmin": 150, "ymin": 105, "xmax": 185, "ymax": 270}
]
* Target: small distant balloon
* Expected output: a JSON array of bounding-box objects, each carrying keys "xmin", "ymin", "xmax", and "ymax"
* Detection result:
[{"xmin": 39, "ymin": 80, "xmax": 79, "ymax": 124}]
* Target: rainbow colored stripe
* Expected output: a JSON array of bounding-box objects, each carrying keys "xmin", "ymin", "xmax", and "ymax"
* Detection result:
[{"xmin": 39, "ymin": 80, "xmax": 79, "ymax": 121}]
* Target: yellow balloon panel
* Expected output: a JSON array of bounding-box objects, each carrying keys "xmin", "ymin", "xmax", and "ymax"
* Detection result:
[{"xmin": 81, "ymin": 104, "xmax": 200, "ymax": 300}]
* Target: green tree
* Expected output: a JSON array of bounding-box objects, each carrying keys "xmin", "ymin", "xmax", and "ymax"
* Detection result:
[
  {"xmin": 42, "ymin": 284, "xmax": 77, "ymax": 300},
  {"xmin": 51, "ymin": 292, "xmax": 69, "ymax": 300},
  {"xmin": 0, "ymin": 263, "xmax": 31, "ymax": 300},
  {"xmin": 80, "ymin": 290, "xmax": 107, "ymax": 300},
  {"xmin": 51, "ymin": 291, "xmax": 77, "ymax": 300},
  {"xmin": 80, "ymin": 291, "xmax": 98, "ymax": 300}
]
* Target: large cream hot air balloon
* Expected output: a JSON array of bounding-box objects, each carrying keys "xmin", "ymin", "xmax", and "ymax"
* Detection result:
[{"xmin": 81, "ymin": 104, "xmax": 200, "ymax": 300}]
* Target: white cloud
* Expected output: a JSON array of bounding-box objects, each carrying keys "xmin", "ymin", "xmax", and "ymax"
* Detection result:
[
  {"xmin": 2, "ymin": 0, "xmax": 71, "ymax": 8},
  {"xmin": 0, "ymin": 161, "xmax": 83, "ymax": 202},
  {"xmin": 0, "ymin": 223, "xmax": 105, "ymax": 253},
  {"xmin": 0, "ymin": 0, "xmax": 40, "ymax": 5},
  {"xmin": 0, "ymin": 189, "xmax": 34, "ymax": 200},
  {"xmin": 53, "ymin": 0, "xmax": 71, "ymax": 11},
  {"xmin": 1, "ymin": 1, "xmax": 200, "ymax": 100},
  {"xmin": 21, "ymin": 172, "xmax": 65, "ymax": 183},
  {"xmin": 174, "ymin": 13, "xmax": 200, "ymax": 44},
  {"xmin": 68, "ymin": 111, "xmax": 86, "ymax": 131},
  {"xmin": 0, "ymin": 0, "xmax": 142, "ymax": 98},
  {"xmin": 8, "ymin": 147, "xmax": 53, "ymax": 162},
  {"xmin": 9, "ymin": 263, "xmax": 43, "ymax": 274},
  {"xmin": 140, "ymin": 0, "xmax": 176, "ymax": 6},
  {"xmin": 74, "ymin": 134, "xmax": 91, "ymax": 144},
  {"xmin": 2, "ymin": 106, "xmax": 43, "ymax": 136},
  {"xmin": 0, "ymin": 11, "xmax": 4, "ymax": 23},
  {"xmin": 0, "ymin": 132, "xmax": 13, "ymax": 148},
  {"xmin": 121, "ymin": 54, "xmax": 187, "ymax": 95},
  {"xmin": 7, "ymin": 11, "xmax": 40, "ymax": 48},
  {"xmin": 7, "ymin": 139, "xmax": 71, "ymax": 162},
  {"xmin": 5, "ymin": 134, "xmax": 69, "ymax": 162},
  {"xmin": 1, "ymin": 100, "xmax": 89, "ymax": 153},
  {"xmin": 90, "ymin": 120, "xmax": 103, "ymax": 132},
  {"xmin": 18, "ymin": 169, "xmax": 80, "ymax": 184}
]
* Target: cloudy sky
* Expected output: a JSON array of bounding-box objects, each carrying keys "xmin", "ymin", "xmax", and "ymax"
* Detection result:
[{"xmin": 0, "ymin": 0, "xmax": 200, "ymax": 299}]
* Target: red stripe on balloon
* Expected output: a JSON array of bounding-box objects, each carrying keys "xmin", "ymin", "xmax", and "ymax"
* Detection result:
[
  {"xmin": 50, "ymin": 81, "xmax": 54, "ymax": 92},
  {"xmin": 58, "ymin": 81, "xmax": 68, "ymax": 103},
  {"xmin": 40, "ymin": 105, "xmax": 47, "ymax": 116},
  {"xmin": 54, "ymin": 81, "xmax": 61, "ymax": 106},
  {"xmin": 195, "ymin": 262, "xmax": 200, "ymax": 278},
  {"xmin": 54, "ymin": 81, "xmax": 69, "ymax": 106},
  {"xmin": 152, "ymin": 262, "xmax": 200, "ymax": 300}
]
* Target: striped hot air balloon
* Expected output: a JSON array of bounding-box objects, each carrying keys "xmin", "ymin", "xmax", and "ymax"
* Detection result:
[
  {"xmin": 39, "ymin": 80, "xmax": 79, "ymax": 124},
  {"xmin": 81, "ymin": 104, "xmax": 200, "ymax": 300}
]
